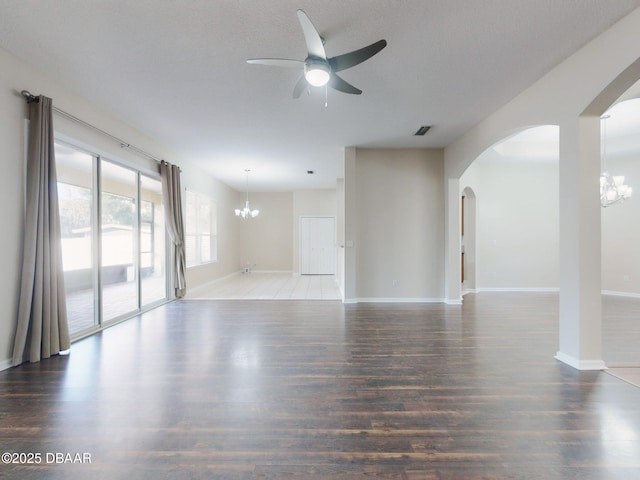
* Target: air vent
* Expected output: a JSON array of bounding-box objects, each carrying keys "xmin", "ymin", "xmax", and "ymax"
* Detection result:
[{"xmin": 414, "ymin": 125, "xmax": 431, "ymax": 136}]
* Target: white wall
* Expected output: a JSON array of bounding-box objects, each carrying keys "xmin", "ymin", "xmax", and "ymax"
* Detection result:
[
  {"xmin": 0, "ymin": 49, "xmax": 28, "ymax": 370},
  {"xmin": 183, "ymin": 172, "xmax": 241, "ymax": 289},
  {"xmin": 238, "ymin": 192, "xmax": 294, "ymax": 272},
  {"xmin": 602, "ymin": 152, "xmax": 640, "ymax": 295},
  {"xmin": 0, "ymin": 46, "xmax": 239, "ymax": 368},
  {"xmin": 460, "ymin": 155, "xmax": 559, "ymax": 290},
  {"xmin": 353, "ymin": 148, "xmax": 444, "ymax": 300}
]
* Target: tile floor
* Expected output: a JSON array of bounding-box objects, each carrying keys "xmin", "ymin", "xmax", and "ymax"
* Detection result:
[{"xmin": 186, "ymin": 272, "xmax": 342, "ymax": 300}]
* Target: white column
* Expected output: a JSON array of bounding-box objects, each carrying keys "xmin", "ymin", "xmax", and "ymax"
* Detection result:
[
  {"xmin": 335, "ymin": 177, "xmax": 345, "ymax": 296},
  {"xmin": 343, "ymin": 147, "xmax": 357, "ymax": 303},
  {"xmin": 556, "ymin": 115, "xmax": 605, "ymax": 370}
]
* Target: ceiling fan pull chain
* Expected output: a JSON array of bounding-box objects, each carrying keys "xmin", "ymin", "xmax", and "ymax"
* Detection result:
[{"xmin": 325, "ymin": 85, "xmax": 328, "ymax": 108}]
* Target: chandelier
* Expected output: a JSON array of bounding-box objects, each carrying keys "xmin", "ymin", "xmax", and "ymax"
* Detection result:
[
  {"xmin": 600, "ymin": 115, "xmax": 632, "ymax": 208},
  {"xmin": 235, "ymin": 169, "xmax": 259, "ymax": 219}
]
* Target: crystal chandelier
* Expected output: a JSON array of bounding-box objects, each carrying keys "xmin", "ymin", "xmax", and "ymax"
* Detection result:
[
  {"xmin": 600, "ymin": 115, "xmax": 632, "ymax": 208},
  {"xmin": 235, "ymin": 169, "xmax": 259, "ymax": 219}
]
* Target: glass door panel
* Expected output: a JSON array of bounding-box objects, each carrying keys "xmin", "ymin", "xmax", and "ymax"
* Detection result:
[
  {"xmin": 101, "ymin": 160, "xmax": 138, "ymax": 321},
  {"xmin": 55, "ymin": 143, "xmax": 97, "ymax": 335},
  {"xmin": 56, "ymin": 141, "xmax": 169, "ymax": 335},
  {"xmin": 140, "ymin": 175, "xmax": 166, "ymax": 306}
]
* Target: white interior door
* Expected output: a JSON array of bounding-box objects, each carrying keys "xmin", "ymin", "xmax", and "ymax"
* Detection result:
[{"xmin": 300, "ymin": 216, "xmax": 335, "ymax": 275}]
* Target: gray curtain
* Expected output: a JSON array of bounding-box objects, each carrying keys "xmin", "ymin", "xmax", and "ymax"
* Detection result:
[
  {"xmin": 160, "ymin": 161, "xmax": 187, "ymax": 298},
  {"xmin": 13, "ymin": 95, "xmax": 70, "ymax": 366}
]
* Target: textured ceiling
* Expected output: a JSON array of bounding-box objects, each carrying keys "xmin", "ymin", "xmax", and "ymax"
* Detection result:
[{"xmin": 1, "ymin": 0, "xmax": 639, "ymax": 191}]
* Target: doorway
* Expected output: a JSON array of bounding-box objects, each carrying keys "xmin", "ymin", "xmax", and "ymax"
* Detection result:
[{"xmin": 461, "ymin": 187, "xmax": 477, "ymax": 293}]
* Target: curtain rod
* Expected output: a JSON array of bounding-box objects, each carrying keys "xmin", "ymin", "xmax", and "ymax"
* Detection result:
[{"xmin": 21, "ymin": 89, "xmax": 165, "ymax": 164}]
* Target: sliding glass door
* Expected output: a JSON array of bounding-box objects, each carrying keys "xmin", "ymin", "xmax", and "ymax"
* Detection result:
[
  {"xmin": 55, "ymin": 141, "xmax": 167, "ymax": 337},
  {"xmin": 100, "ymin": 160, "xmax": 139, "ymax": 321},
  {"xmin": 56, "ymin": 143, "xmax": 98, "ymax": 334},
  {"xmin": 140, "ymin": 176, "xmax": 166, "ymax": 306}
]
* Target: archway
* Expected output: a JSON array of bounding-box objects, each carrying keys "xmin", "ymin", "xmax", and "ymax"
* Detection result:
[
  {"xmin": 599, "ymin": 93, "xmax": 640, "ymax": 367},
  {"xmin": 459, "ymin": 126, "xmax": 559, "ymax": 293},
  {"xmin": 554, "ymin": 60, "xmax": 640, "ymax": 370}
]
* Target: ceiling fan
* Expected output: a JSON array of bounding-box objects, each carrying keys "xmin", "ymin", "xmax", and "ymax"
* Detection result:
[{"xmin": 247, "ymin": 9, "xmax": 387, "ymax": 98}]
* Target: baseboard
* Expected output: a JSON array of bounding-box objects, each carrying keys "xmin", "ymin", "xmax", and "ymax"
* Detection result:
[
  {"xmin": 602, "ymin": 290, "xmax": 640, "ymax": 299},
  {"xmin": 445, "ymin": 298, "xmax": 463, "ymax": 305},
  {"xmin": 555, "ymin": 351, "xmax": 606, "ymax": 371},
  {"xmin": 471, "ymin": 288, "xmax": 640, "ymax": 297},
  {"xmin": 476, "ymin": 287, "xmax": 559, "ymax": 293},
  {"xmin": 356, "ymin": 298, "xmax": 445, "ymax": 304},
  {"xmin": 0, "ymin": 357, "xmax": 13, "ymax": 372},
  {"xmin": 249, "ymin": 270, "xmax": 294, "ymax": 274}
]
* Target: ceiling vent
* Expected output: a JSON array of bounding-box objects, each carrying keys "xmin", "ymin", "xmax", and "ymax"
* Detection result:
[{"xmin": 414, "ymin": 125, "xmax": 431, "ymax": 136}]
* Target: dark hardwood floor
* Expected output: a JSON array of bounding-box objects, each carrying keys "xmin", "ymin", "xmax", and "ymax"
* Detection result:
[{"xmin": 1, "ymin": 293, "xmax": 640, "ymax": 479}]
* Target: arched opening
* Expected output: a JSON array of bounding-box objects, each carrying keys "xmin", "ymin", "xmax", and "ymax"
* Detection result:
[
  {"xmin": 459, "ymin": 125, "xmax": 559, "ymax": 292},
  {"xmin": 550, "ymin": 59, "xmax": 640, "ymax": 370},
  {"xmin": 600, "ymin": 91, "xmax": 640, "ymax": 367},
  {"xmin": 455, "ymin": 95, "xmax": 640, "ymax": 367}
]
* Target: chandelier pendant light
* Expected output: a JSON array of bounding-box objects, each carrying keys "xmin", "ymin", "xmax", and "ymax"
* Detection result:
[
  {"xmin": 600, "ymin": 171, "xmax": 632, "ymax": 207},
  {"xmin": 600, "ymin": 114, "xmax": 632, "ymax": 208},
  {"xmin": 235, "ymin": 169, "xmax": 259, "ymax": 219}
]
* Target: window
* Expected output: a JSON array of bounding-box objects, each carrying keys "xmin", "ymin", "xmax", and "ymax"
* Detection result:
[{"xmin": 185, "ymin": 190, "xmax": 217, "ymax": 267}]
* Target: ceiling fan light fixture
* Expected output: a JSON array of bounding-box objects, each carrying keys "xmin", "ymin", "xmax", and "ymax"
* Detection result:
[
  {"xmin": 304, "ymin": 61, "xmax": 330, "ymax": 87},
  {"xmin": 247, "ymin": 10, "xmax": 386, "ymax": 98}
]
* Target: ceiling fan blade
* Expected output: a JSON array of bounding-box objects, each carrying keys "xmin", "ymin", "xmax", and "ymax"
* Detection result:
[
  {"xmin": 296, "ymin": 9, "xmax": 326, "ymax": 60},
  {"xmin": 293, "ymin": 75, "xmax": 308, "ymax": 99},
  {"xmin": 329, "ymin": 73, "xmax": 362, "ymax": 95},
  {"xmin": 247, "ymin": 58, "xmax": 304, "ymax": 68},
  {"xmin": 329, "ymin": 39, "xmax": 387, "ymax": 72}
]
